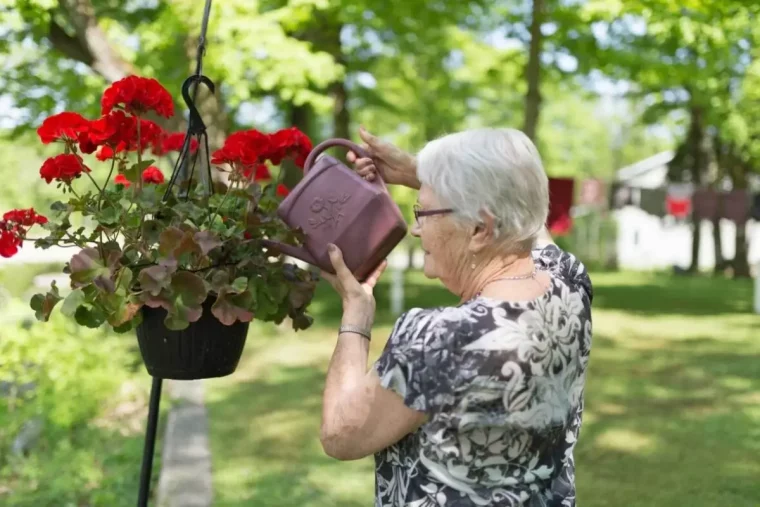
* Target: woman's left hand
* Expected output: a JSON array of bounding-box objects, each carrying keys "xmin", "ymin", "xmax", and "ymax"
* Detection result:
[{"xmin": 321, "ymin": 244, "xmax": 387, "ymax": 328}]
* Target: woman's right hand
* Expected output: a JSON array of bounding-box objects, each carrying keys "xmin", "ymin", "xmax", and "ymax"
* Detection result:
[{"xmin": 347, "ymin": 126, "xmax": 420, "ymax": 189}]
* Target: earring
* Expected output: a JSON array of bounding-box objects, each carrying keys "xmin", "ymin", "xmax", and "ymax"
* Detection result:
[{"xmin": 471, "ymin": 255, "xmax": 476, "ymax": 270}]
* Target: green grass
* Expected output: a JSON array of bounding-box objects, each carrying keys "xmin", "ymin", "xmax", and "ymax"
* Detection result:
[{"xmin": 206, "ymin": 270, "xmax": 760, "ymax": 507}]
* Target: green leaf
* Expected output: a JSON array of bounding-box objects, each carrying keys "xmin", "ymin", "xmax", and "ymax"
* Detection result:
[
  {"xmin": 209, "ymin": 271, "xmax": 230, "ymax": 292},
  {"xmin": 170, "ymin": 271, "xmax": 208, "ymax": 307},
  {"xmin": 158, "ymin": 226, "xmax": 202, "ymax": 259},
  {"xmin": 69, "ymin": 248, "xmax": 111, "ymax": 288},
  {"xmin": 74, "ymin": 305, "xmax": 106, "ymax": 328},
  {"xmin": 141, "ymin": 220, "xmax": 162, "ymax": 245},
  {"xmin": 61, "ymin": 288, "xmax": 85, "ymax": 317},
  {"xmin": 231, "ymin": 276, "xmax": 248, "ymax": 293},
  {"xmin": 123, "ymin": 159, "xmax": 155, "ymax": 181},
  {"xmin": 136, "ymin": 185, "xmax": 161, "ymax": 211},
  {"xmin": 194, "ymin": 231, "xmax": 223, "ymax": 255},
  {"xmin": 211, "ymin": 290, "xmax": 254, "ymax": 326},
  {"xmin": 95, "ymin": 204, "xmax": 121, "ymax": 226},
  {"xmin": 137, "ymin": 259, "xmax": 177, "ymax": 296},
  {"xmin": 29, "ymin": 282, "xmax": 62, "ymax": 321},
  {"xmin": 174, "ymin": 201, "xmax": 208, "ymax": 223}
]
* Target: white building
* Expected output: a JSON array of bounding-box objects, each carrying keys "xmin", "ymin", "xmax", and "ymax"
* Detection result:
[{"xmin": 613, "ymin": 151, "xmax": 760, "ymax": 271}]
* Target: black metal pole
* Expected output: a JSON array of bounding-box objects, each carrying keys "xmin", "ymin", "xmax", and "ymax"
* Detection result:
[{"xmin": 137, "ymin": 376, "xmax": 163, "ymax": 507}]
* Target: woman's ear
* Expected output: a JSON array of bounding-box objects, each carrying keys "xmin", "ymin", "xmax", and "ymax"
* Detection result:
[{"xmin": 469, "ymin": 209, "xmax": 497, "ymax": 253}]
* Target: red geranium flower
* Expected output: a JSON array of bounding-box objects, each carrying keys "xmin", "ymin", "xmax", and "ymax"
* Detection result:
[
  {"xmin": 242, "ymin": 164, "xmax": 271, "ymax": 181},
  {"xmin": 0, "ymin": 207, "xmax": 47, "ymax": 259},
  {"xmin": 96, "ymin": 146, "xmax": 115, "ymax": 161},
  {"xmin": 37, "ymin": 112, "xmax": 90, "ymax": 144},
  {"xmin": 142, "ymin": 166, "xmax": 165, "ymax": 184},
  {"xmin": 0, "ymin": 229, "xmax": 22, "ymax": 258},
  {"xmin": 87, "ymin": 110, "xmax": 134, "ymax": 148},
  {"xmin": 39, "ymin": 154, "xmax": 91, "ymax": 184},
  {"xmin": 84, "ymin": 112, "xmax": 162, "ymax": 156},
  {"xmin": 268, "ymin": 127, "xmax": 313, "ymax": 168},
  {"xmin": 152, "ymin": 132, "xmax": 199, "ymax": 156},
  {"xmin": 3, "ymin": 208, "xmax": 48, "ymax": 226},
  {"xmin": 114, "ymin": 174, "xmax": 131, "ymax": 188},
  {"xmin": 101, "ymin": 75, "xmax": 174, "ymax": 118},
  {"xmin": 276, "ymin": 184, "xmax": 290, "ymax": 197},
  {"xmin": 212, "ymin": 130, "xmax": 271, "ymax": 169}
]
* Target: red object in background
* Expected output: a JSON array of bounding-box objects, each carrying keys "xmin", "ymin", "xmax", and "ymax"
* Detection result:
[
  {"xmin": 547, "ymin": 177, "xmax": 574, "ymax": 235},
  {"xmin": 666, "ymin": 196, "xmax": 691, "ymax": 218}
]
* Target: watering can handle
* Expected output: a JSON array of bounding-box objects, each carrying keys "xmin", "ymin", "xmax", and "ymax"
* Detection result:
[{"xmin": 303, "ymin": 139, "xmax": 386, "ymax": 190}]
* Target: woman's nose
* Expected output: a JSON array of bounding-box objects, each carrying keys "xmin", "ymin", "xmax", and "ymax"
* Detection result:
[{"xmin": 410, "ymin": 221, "xmax": 421, "ymax": 237}]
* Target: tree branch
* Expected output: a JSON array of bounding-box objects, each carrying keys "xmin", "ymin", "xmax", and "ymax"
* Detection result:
[{"xmin": 47, "ymin": 0, "xmax": 134, "ymax": 83}]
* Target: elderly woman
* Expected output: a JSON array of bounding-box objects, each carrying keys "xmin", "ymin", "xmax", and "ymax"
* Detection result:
[{"xmin": 319, "ymin": 127, "xmax": 592, "ymax": 507}]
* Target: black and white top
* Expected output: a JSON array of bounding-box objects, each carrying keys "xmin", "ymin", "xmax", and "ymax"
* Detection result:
[{"xmin": 373, "ymin": 245, "xmax": 593, "ymax": 507}]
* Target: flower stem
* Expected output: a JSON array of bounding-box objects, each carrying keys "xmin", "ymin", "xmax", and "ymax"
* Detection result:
[{"xmin": 134, "ymin": 117, "xmax": 144, "ymax": 196}]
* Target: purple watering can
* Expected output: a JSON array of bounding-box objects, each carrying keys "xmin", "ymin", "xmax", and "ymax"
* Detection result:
[{"xmin": 263, "ymin": 139, "xmax": 408, "ymax": 280}]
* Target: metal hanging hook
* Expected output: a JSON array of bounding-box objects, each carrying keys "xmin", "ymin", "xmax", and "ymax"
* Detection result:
[{"xmin": 181, "ymin": 74, "xmax": 215, "ymax": 135}]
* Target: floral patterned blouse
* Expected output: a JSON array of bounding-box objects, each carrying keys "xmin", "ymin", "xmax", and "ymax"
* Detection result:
[{"xmin": 373, "ymin": 245, "xmax": 593, "ymax": 507}]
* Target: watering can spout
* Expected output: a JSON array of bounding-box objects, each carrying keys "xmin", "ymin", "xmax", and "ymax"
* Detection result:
[{"xmin": 261, "ymin": 239, "xmax": 319, "ymax": 266}]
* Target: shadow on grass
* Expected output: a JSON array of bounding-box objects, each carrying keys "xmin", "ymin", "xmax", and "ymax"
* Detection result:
[
  {"xmin": 575, "ymin": 333, "xmax": 760, "ymax": 506},
  {"xmin": 207, "ymin": 364, "xmax": 375, "ymax": 507},
  {"xmin": 590, "ymin": 272, "xmax": 755, "ymax": 316}
]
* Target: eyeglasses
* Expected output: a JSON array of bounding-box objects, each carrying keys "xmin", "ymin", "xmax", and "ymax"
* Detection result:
[{"xmin": 413, "ymin": 204, "xmax": 453, "ymax": 225}]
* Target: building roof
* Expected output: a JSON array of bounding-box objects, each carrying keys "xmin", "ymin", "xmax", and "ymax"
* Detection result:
[{"xmin": 615, "ymin": 150, "xmax": 675, "ymax": 182}]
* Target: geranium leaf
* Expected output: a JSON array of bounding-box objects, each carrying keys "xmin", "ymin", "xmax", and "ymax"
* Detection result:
[
  {"xmin": 211, "ymin": 290, "xmax": 254, "ymax": 326},
  {"xmin": 123, "ymin": 159, "xmax": 155, "ymax": 182},
  {"xmin": 141, "ymin": 220, "xmax": 162, "ymax": 245},
  {"xmin": 61, "ymin": 288, "xmax": 85, "ymax": 317},
  {"xmin": 170, "ymin": 271, "xmax": 208, "ymax": 307},
  {"xmin": 69, "ymin": 248, "xmax": 111, "ymax": 287},
  {"xmin": 137, "ymin": 259, "xmax": 177, "ymax": 296},
  {"xmin": 29, "ymin": 281, "xmax": 62, "ymax": 322},
  {"xmin": 231, "ymin": 276, "xmax": 248, "ymax": 293},
  {"xmin": 74, "ymin": 305, "xmax": 106, "ymax": 328},
  {"xmin": 194, "ymin": 231, "xmax": 222, "ymax": 255}
]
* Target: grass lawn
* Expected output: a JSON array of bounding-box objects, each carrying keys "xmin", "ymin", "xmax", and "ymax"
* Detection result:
[{"xmin": 205, "ymin": 270, "xmax": 760, "ymax": 507}]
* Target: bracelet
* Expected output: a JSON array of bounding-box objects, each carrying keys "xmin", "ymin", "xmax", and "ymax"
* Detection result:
[{"xmin": 339, "ymin": 324, "xmax": 371, "ymax": 341}]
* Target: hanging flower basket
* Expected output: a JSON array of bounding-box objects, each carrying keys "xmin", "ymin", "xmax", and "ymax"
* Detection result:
[{"xmin": 2, "ymin": 75, "xmax": 320, "ymax": 380}]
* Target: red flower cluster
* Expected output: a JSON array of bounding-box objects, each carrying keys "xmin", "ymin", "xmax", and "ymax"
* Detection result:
[
  {"xmin": 114, "ymin": 166, "xmax": 165, "ymax": 188},
  {"xmin": 37, "ymin": 112, "xmax": 90, "ymax": 144},
  {"xmin": 211, "ymin": 128, "xmax": 312, "ymax": 181},
  {"xmin": 39, "ymin": 154, "xmax": 91, "ymax": 184},
  {"xmin": 142, "ymin": 166, "xmax": 165, "ymax": 184},
  {"xmin": 276, "ymin": 184, "xmax": 290, "ymax": 197},
  {"xmin": 0, "ymin": 208, "xmax": 47, "ymax": 258},
  {"xmin": 152, "ymin": 132, "xmax": 199, "ymax": 157},
  {"xmin": 3, "ymin": 208, "xmax": 47, "ymax": 226},
  {"xmin": 101, "ymin": 75, "xmax": 174, "ymax": 118}
]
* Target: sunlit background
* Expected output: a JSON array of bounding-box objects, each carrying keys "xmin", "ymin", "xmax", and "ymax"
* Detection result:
[{"xmin": 0, "ymin": 1, "xmax": 759, "ymax": 506}]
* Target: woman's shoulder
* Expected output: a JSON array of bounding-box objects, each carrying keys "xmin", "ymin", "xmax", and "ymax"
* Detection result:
[
  {"xmin": 532, "ymin": 243, "xmax": 593, "ymax": 302},
  {"xmin": 391, "ymin": 304, "xmax": 474, "ymax": 337}
]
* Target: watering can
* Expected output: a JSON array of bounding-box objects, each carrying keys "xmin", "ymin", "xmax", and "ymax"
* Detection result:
[{"xmin": 262, "ymin": 139, "xmax": 408, "ymax": 281}]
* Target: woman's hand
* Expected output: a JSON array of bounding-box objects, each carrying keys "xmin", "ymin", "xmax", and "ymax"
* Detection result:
[
  {"xmin": 347, "ymin": 126, "xmax": 420, "ymax": 189},
  {"xmin": 321, "ymin": 243, "xmax": 387, "ymax": 329}
]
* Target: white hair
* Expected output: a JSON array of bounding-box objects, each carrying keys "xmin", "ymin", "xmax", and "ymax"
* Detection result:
[{"xmin": 416, "ymin": 127, "xmax": 549, "ymax": 252}]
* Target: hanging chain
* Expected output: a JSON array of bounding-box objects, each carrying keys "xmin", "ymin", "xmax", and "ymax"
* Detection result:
[{"xmin": 164, "ymin": 0, "xmax": 215, "ymax": 200}]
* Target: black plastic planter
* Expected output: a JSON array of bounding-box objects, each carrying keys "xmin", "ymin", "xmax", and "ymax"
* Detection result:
[{"xmin": 135, "ymin": 297, "xmax": 249, "ymax": 380}]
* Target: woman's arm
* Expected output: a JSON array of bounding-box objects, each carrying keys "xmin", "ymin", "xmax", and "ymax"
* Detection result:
[
  {"xmin": 349, "ymin": 127, "xmax": 421, "ymax": 190},
  {"xmin": 320, "ymin": 334, "xmax": 426, "ymax": 460},
  {"xmin": 319, "ymin": 245, "xmax": 426, "ymax": 460}
]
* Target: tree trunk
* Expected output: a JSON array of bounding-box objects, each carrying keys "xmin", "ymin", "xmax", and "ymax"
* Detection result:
[
  {"xmin": 331, "ymin": 80, "xmax": 350, "ymax": 141},
  {"xmin": 732, "ymin": 159, "xmax": 751, "ymax": 278},
  {"xmin": 522, "ymin": 0, "xmax": 544, "ymax": 143},
  {"xmin": 687, "ymin": 105, "xmax": 705, "ymax": 273},
  {"xmin": 712, "ymin": 213, "xmax": 724, "ymax": 274}
]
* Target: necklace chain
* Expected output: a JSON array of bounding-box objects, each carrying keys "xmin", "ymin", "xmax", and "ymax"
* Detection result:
[{"xmin": 474, "ymin": 269, "xmax": 539, "ymax": 298}]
